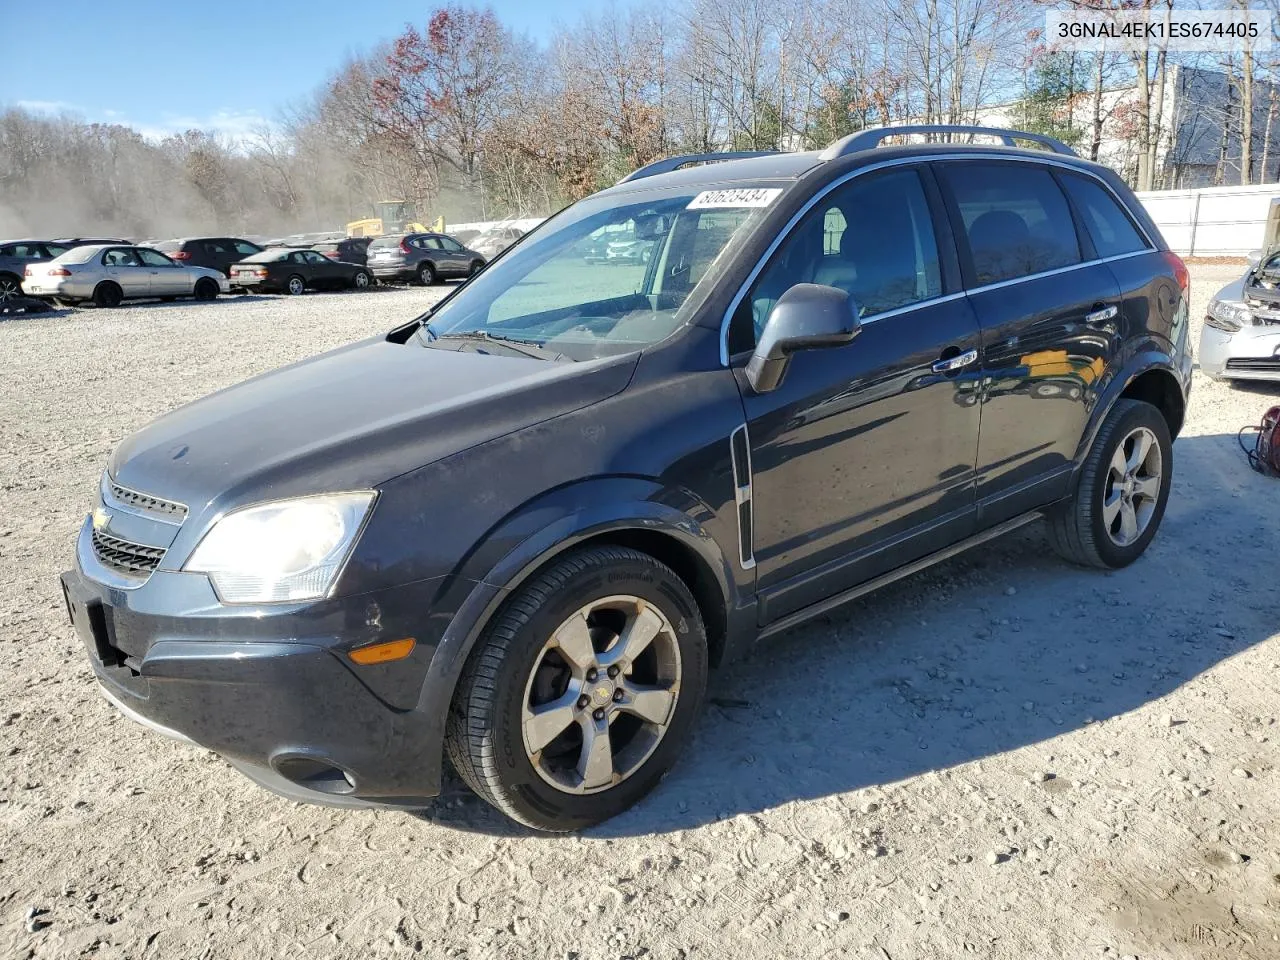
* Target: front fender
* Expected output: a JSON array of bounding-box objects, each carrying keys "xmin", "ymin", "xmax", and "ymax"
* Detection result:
[{"xmin": 411, "ymin": 476, "xmax": 751, "ymax": 781}]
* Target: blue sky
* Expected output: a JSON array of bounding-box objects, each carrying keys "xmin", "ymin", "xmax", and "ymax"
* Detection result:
[{"xmin": 1, "ymin": 2, "xmax": 631, "ymax": 140}]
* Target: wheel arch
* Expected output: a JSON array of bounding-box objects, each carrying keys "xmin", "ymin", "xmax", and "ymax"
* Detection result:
[
  {"xmin": 1077, "ymin": 353, "xmax": 1186, "ymax": 464},
  {"xmin": 411, "ymin": 482, "xmax": 748, "ymax": 794}
]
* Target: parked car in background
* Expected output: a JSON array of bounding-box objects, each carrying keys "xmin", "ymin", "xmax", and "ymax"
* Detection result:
[
  {"xmin": 61, "ymin": 125, "xmax": 1190, "ymax": 832},
  {"xmin": 1201, "ymin": 250, "xmax": 1280, "ymax": 382},
  {"xmin": 313, "ymin": 237, "xmax": 372, "ymax": 267},
  {"xmin": 51, "ymin": 237, "xmax": 129, "ymax": 248},
  {"xmin": 24, "ymin": 244, "xmax": 229, "ymax": 307},
  {"xmin": 366, "ymin": 233, "xmax": 485, "ymax": 284},
  {"xmin": 229, "ymin": 248, "xmax": 373, "ymax": 295},
  {"xmin": 0, "ymin": 239, "xmax": 72, "ymax": 301},
  {"xmin": 451, "ymin": 229, "xmax": 482, "ymax": 247},
  {"xmin": 470, "ymin": 225, "xmax": 525, "ymax": 260},
  {"xmin": 155, "ymin": 237, "xmax": 264, "ymax": 277}
]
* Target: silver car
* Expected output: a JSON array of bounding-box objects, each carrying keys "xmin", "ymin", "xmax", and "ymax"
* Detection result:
[
  {"xmin": 1202, "ymin": 256, "xmax": 1280, "ymax": 382},
  {"xmin": 23, "ymin": 244, "xmax": 229, "ymax": 308}
]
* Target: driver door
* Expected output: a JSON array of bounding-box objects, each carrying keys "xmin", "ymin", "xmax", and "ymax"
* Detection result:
[
  {"xmin": 137, "ymin": 248, "xmax": 189, "ymax": 294},
  {"xmin": 731, "ymin": 165, "xmax": 984, "ymax": 624}
]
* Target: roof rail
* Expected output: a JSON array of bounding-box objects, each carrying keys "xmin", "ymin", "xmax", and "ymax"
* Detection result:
[
  {"xmin": 617, "ymin": 151, "xmax": 779, "ymax": 185},
  {"xmin": 818, "ymin": 125, "xmax": 1078, "ymax": 161}
]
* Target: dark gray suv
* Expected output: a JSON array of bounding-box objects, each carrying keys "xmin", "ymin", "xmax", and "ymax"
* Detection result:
[
  {"xmin": 366, "ymin": 232, "xmax": 486, "ymax": 284},
  {"xmin": 61, "ymin": 125, "xmax": 1191, "ymax": 831}
]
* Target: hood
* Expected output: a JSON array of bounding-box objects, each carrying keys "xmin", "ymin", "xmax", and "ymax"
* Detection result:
[{"xmin": 109, "ymin": 336, "xmax": 637, "ymax": 513}]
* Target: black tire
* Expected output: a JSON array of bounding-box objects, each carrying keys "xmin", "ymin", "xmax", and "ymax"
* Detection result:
[
  {"xmin": 193, "ymin": 278, "xmax": 219, "ymax": 301},
  {"xmin": 468, "ymin": 260, "xmax": 484, "ymax": 277},
  {"xmin": 446, "ymin": 546, "xmax": 708, "ymax": 831},
  {"xmin": 92, "ymin": 282, "xmax": 123, "ymax": 308},
  {"xmin": 351, "ymin": 270, "xmax": 372, "ymax": 291},
  {"xmin": 416, "ymin": 262, "xmax": 437, "ymax": 286},
  {"xmin": 1046, "ymin": 398, "xmax": 1172, "ymax": 569},
  {"xmin": 0, "ymin": 273, "xmax": 22, "ymax": 302},
  {"xmin": 285, "ymin": 274, "xmax": 306, "ymax": 296}
]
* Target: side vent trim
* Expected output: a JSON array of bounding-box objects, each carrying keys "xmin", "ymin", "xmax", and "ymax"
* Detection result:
[{"xmin": 729, "ymin": 424, "xmax": 756, "ymax": 570}]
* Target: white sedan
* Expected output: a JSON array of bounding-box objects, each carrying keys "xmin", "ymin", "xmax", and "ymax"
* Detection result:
[{"xmin": 23, "ymin": 244, "xmax": 230, "ymax": 307}]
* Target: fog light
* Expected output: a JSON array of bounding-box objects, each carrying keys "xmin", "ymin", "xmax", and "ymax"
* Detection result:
[{"xmin": 348, "ymin": 637, "xmax": 416, "ymax": 665}]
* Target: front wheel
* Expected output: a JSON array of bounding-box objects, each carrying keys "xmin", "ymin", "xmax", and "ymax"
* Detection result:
[
  {"xmin": 446, "ymin": 546, "xmax": 708, "ymax": 831},
  {"xmin": 1046, "ymin": 398, "xmax": 1172, "ymax": 569},
  {"xmin": 193, "ymin": 278, "xmax": 219, "ymax": 301}
]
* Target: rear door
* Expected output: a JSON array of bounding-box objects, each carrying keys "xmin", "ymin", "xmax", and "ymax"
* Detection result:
[
  {"xmin": 435, "ymin": 235, "xmax": 470, "ymax": 275},
  {"xmin": 935, "ymin": 160, "xmax": 1123, "ymax": 526},
  {"xmin": 733, "ymin": 165, "xmax": 984, "ymax": 624},
  {"xmin": 302, "ymin": 250, "xmax": 341, "ymax": 286},
  {"xmin": 101, "ymin": 248, "xmax": 150, "ymax": 298}
]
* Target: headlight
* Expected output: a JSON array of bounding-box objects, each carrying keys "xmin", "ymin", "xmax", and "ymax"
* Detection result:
[
  {"xmin": 1206, "ymin": 298, "xmax": 1250, "ymax": 331},
  {"xmin": 184, "ymin": 492, "xmax": 375, "ymax": 603}
]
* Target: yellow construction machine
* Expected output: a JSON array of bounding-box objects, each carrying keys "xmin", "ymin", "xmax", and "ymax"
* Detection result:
[{"xmin": 346, "ymin": 201, "xmax": 442, "ymax": 237}]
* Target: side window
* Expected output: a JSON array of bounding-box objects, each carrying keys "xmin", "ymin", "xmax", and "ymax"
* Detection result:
[
  {"xmin": 942, "ymin": 163, "xmax": 1080, "ymax": 285},
  {"xmin": 102, "ymin": 248, "xmax": 140, "ymax": 267},
  {"xmin": 732, "ymin": 168, "xmax": 942, "ymax": 351},
  {"xmin": 420, "ymin": 237, "xmax": 444, "ymax": 250},
  {"xmin": 137, "ymin": 249, "xmax": 174, "ymax": 267},
  {"xmin": 1059, "ymin": 173, "xmax": 1149, "ymax": 258},
  {"xmin": 439, "ymin": 236, "xmax": 463, "ymax": 252},
  {"xmin": 0, "ymin": 245, "xmax": 11, "ymax": 256},
  {"xmin": 303, "ymin": 251, "xmax": 327, "ymax": 264},
  {"xmin": 202, "ymin": 240, "xmax": 231, "ymax": 257},
  {"xmin": 233, "ymin": 241, "xmax": 260, "ymax": 256},
  {"xmin": 44, "ymin": 244, "xmax": 69, "ymax": 258}
]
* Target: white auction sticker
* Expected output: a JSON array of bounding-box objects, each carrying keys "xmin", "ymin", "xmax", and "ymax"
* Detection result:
[{"xmin": 687, "ymin": 188, "xmax": 782, "ymax": 210}]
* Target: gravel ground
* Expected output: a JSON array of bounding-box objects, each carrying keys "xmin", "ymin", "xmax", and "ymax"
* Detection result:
[{"xmin": 2, "ymin": 267, "xmax": 1278, "ymax": 960}]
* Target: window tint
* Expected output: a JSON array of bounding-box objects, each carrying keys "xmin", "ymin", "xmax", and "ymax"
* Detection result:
[
  {"xmin": 5, "ymin": 243, "xmax": 44, "ymax": 258},
  {"xmin": 289, "ymin": 251, "xmax": 307, "ymax": 264},
  {"xmin": 418, "ymin": 236, "xmax": 444, "ymax": 250},
  {"xmin": 233, "ymin": 240, "xmax": 261, "ymax": 255},
  {"xmin": 202, "ymin": 239, "xmax": 234, "ymax": 257},
  {"xmin": 943, "ymin": 163, "xmax": 1080, "ymax": 285},
  {"xmin": 303, "ymin": 251, "xmax": 327, "ymax": 264},
  {"xmin": 102, "ymin": 248, "xmax": 141, "ymax": 267},
  {"xmin": 45, "ymin": 244, "xmax": 69, "ymax": 258},
  {"xmin": 136, "ymin": 249, "xmax": 174, "ymax": 267},
  {"xmin": 1060, "ymin": 173, "xmax": 1148, "ymax": 258},
  {"xmin": 734, "ymin": 168, "xmax": 942, "ymax": 350},
  {"xmin": 439, "ymin": 236, "xmax": 463, "ymax": 252}
]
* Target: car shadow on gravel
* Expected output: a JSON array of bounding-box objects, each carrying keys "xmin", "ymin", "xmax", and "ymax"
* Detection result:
[{"xmin": 410, "ymin": 432, "xmax": 1280, "ymax": 837}]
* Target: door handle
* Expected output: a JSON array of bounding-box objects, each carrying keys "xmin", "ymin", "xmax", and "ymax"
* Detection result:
[
  {"xmin": 931, "ymin": 348, "xmax": 979, "ymax": 374},
  {"xmin": 1086, "ymin": 304, "xmax": 1118, "ymax": 324}
]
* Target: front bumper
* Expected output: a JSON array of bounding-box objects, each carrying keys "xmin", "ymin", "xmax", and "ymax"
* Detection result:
[
  {"xmin": 1199, "ymin": 322, "xmax": 1280, "ymax": 381},
  {"xmin": 61, "ymin": 544, "xmax": 451, "ymax": 808}
]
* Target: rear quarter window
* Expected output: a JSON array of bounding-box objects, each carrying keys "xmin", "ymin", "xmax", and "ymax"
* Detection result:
[
  {"xmin": 1059, "ymin": 173, "xmax": 1150, "ymax": 258},
  {"xmin": 942, "ymin": 163, "xmax": 1081, "ymax": 286}
]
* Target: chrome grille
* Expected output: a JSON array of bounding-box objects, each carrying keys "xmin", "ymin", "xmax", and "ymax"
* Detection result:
[
  {"xmin": 91, "ymin": 528, "xmax": 166, "ymax": 576},
  {"xmin": 108, "ymin": 479, "xmax": 187, "ymax": 520}
]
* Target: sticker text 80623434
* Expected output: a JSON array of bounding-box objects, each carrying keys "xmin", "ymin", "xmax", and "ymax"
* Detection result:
[{"xmin": 686, "ymin": 188, "xmax": 783, "ymax": 210}]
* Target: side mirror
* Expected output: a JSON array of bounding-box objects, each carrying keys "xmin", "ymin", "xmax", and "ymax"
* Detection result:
[
  {"xmin": 1248, "ymin": 249, "xmax": 1262, "ymax": 268},
  {"xmin": 745, "ymin": 283, "xmax": 861, "ymax": 393}
]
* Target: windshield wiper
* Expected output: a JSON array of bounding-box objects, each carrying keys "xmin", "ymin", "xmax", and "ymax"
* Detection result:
[{"xmin": 423, "ymin": 328, "xmax": 568, "ymax": 361}]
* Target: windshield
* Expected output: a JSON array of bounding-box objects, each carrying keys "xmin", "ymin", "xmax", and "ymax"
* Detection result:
[
  {"xmin": 369, "ymin": 236, "xmax": 404, "ymax": 249},
  {"xmin": 420, "ymin": 183, "xmax": 783, "ymax": 360}
]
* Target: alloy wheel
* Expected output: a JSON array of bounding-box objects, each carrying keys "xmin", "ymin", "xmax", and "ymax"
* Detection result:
[
  {"xmin": 1103, "ymin": 426, "xmax": 1162, "ymax": 546},
  {"xmin": 520, "ymin": 595, "xmax": 681, "ymax": 795},
  {"xmin": 0, "ymin": 277, "xmax": 19, "ymax": 301}
]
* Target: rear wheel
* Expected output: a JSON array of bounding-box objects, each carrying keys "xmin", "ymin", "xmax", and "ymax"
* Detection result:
[
  {"xmin": 285, "ymin": 274, "xmax": 306, "ymax": 296},
  {"xmin": 193, "ymin": 278, "xmax": 219, "ymax": 301},
  {"xmin": 0, "ymin": 273, "xmax": 21, "ymax": 302},
  {"xmin": 352, "ymin": 270, "xmax": 372, "ymax": 290},
  {"xmin": 92, "ymin": 282, "xmax": 123, "ymax": 308},
  {"xmin": 1046, "ymin": 398, "xmax": 1172, "ymax": 569},
  {"xmin": 446, "ymin": 546, "xmax": 707, "ymax": 832},
  {"xmin": 416, "ymin": 262, "xmax": 437, "ymax": 286}
]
